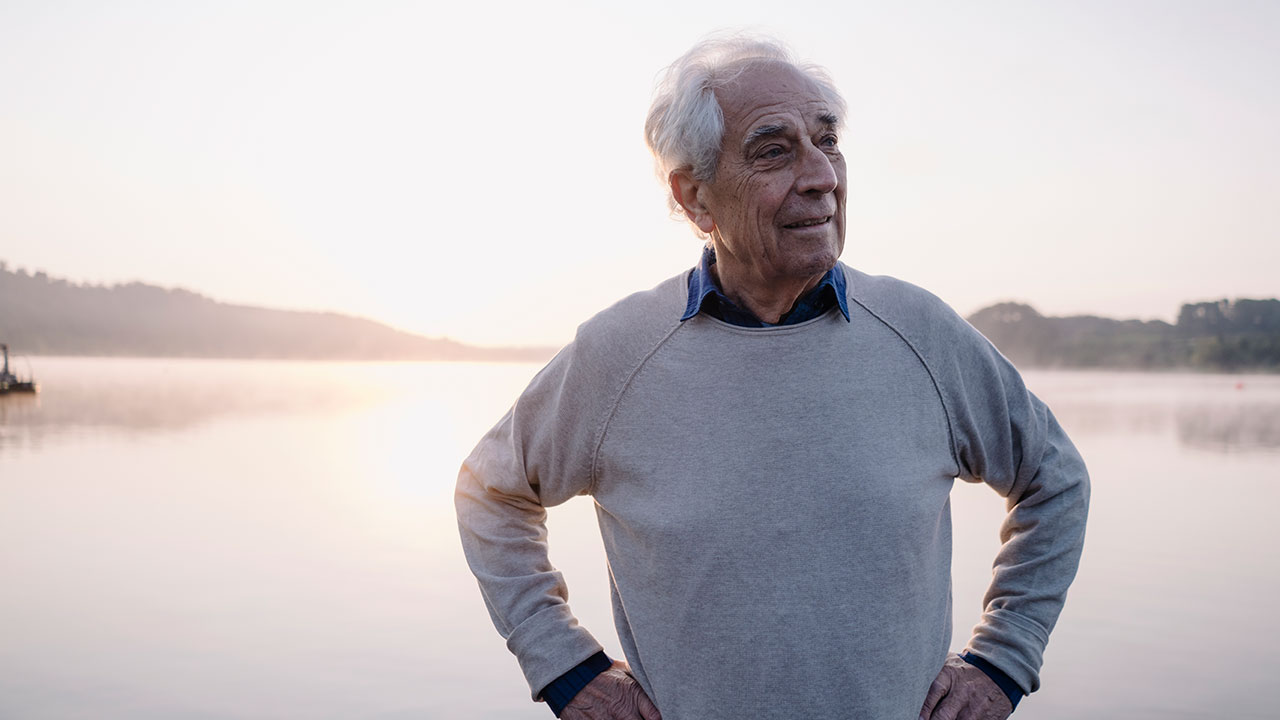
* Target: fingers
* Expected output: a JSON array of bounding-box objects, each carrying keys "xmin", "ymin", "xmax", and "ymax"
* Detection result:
[
  {"xmin": 948, "ymin": 693, "xmax": 1003, "ymax": 720},
  {"xmin": 560, "ymin": 667, "xmax": 661, "ymax": 720},
  {"xmin": 918, "ymin": 667, "xmax": 953, "ymax": 719},
  {"xmin": 923, "ymin": 671, "xmax": 1010, "ymax": 720},
  {"xmin": 635, "ymin": 686, "xmax": 663, "ymax": 720},
  {"xmin": 620, "ymin": 661, "xmax": 661, "ymax": 720},
  {"xmin": 927, "ymin": 692, "xmax": 964, "ymax": 720}
]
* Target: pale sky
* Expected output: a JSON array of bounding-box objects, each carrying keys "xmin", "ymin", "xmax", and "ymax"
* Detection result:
[{"xmin": 2, "ymin": 1, "xmax": 1277, "ymax": 347}]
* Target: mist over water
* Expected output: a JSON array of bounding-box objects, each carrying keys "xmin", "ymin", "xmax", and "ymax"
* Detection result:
[{"xmin": 1, "ymin": 359, "xmax": 1277, "ymax": 719}]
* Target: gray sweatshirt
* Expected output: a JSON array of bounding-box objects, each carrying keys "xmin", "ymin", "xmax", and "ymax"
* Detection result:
[{"xmin": 455, "ymin": 264, "xmax": 1089, "ymax": 719}]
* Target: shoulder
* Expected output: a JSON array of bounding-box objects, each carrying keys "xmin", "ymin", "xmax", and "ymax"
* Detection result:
[
  {"xmin": 569, "ymin": 270, "xmax": 690, "ymax": 368},
  {"xmin": 519, "ymin": 269, "xmax": 690, "ymax": 418},
  {"xmin": 840, "ymin": 263, "xmax": 1049, "ymax": 485},
  {"xmin": 498, "ymin": 269, "xmax": 691, "ymax": 499},
  {"xmin": 840, "ymin": 263, "xmax": 983, "ymax": 356},
  {"xmin": 517, "ymin": 269, "xmax": 691, "ymax": 491}
]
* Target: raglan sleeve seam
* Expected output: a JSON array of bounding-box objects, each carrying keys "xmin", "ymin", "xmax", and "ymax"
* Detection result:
[
  {"xmin": 587, "ymin": 320, "xmax": 688, "ymax": 496},
  {"xmin": 845, "ymin": 290, "xmax": 964, "ymax": 478}
]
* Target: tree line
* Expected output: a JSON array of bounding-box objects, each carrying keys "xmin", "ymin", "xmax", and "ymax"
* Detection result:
[{"xmin": 967, "ymin": 298, "xmax": 1280, "ymax": 372}]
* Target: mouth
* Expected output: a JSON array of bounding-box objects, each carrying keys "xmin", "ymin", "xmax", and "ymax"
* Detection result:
[{"xmin": 782, "ymin": 216, "xmax": 832, "ymax": 229}]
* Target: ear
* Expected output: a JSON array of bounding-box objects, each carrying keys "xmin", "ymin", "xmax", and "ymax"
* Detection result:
[{"xmin": 669, "ymin": 170, "xmax": 715, "ymax": 234}]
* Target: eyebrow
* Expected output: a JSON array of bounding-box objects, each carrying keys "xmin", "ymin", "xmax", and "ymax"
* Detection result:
[
  {"xmin": 741, "ymin": 113, "xmax": 842, "ymax": 152},
  {"xmin": 742, "ymin": 123, "xmax": 788, "ymax": 150}
]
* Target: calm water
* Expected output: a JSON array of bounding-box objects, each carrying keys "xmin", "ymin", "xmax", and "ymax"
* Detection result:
[{"xmin": 1, "ymin": 358, "xmax": 1277, "ymax": 719}]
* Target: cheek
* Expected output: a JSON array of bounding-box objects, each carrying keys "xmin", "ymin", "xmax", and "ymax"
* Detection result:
[{"xmin": 756, "ymin": 190, "xmax": 789, "ymax": 225}]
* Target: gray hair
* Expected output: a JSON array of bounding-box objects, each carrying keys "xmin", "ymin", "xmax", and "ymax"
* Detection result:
[{"xmin": 644, "ymin": 33, "xmax": 847, "ymax": 219}]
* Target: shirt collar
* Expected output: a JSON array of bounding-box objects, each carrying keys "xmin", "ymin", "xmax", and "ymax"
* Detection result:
[{"xmin": 680, "ymin": 245, "xmax": 850, "ymax": 325}]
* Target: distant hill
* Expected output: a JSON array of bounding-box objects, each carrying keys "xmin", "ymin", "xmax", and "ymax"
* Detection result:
[
  {"xmin": 0, "ymin": 262, "xmax": 555, "ymax": 362},
  {"xmin": 968, "ymin": 299, "xmax": 1280, "ymax": 372}
]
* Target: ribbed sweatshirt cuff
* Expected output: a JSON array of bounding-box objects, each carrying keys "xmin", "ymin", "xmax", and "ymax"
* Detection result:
[
  {"xmin": 540, "ymin": 651, "xmax": 612, "ymax": 716},
  {"xmin": 961, "ymin": 652, "xmax": 1023, "ymax": 711}
]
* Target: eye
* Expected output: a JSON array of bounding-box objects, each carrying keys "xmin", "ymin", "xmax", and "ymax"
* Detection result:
[
  {"xmin": 759, "ymin": 145, "xmax": 786, "ymax": 160},
  {"xmin": 820, "ymin": 134, "xmax": 839, "ymax": 149}
]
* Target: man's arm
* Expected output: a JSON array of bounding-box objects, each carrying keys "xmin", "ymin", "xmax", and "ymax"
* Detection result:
[
  {"xmin": 923, "ymin": 344, "xmax": 1088, "ymax": 719},
  {"xmin": 847, "ymin": 273, "xmax": 1089, "ymax": 710},
  {"xmin": 960, "ymin": 393, "xmax": 1089, "ymax": 695},
  {"xmin": 454, "ymin": 343, "xmax": 608, "ymax": 701},
  {"xmin": 933, "ymin": 320, "xmax": 1090, "ymax": 713},
  {"xmin": 456, "ymin": 276, "xmax": 688, "ymax": 714},
  {"xmin": 455, "ymin": 313, "xmax": 671, "ymax": 718}
]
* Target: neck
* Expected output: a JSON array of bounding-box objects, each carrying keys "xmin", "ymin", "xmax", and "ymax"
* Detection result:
[{"xmin": 710, "ymin": 260, "xmax": 826, "ymax": 325}]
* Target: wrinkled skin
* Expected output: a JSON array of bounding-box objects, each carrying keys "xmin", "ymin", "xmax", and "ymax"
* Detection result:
[
  {"xmin": 670, "ymin": 60, "xmax": 846, "ymax": 323},
  {"xmin": 559, "ymin": 660, "xmax": 662, "ymax": 720},
  {"xmin": 918, "ymin": 654, "xmax": 1014, "ymax": 720}
]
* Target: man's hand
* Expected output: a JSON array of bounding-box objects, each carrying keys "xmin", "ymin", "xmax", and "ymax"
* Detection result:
[
  {"xmin": 560, "ymin": 660, "xmax": 662, "ymax": 720},
  {"xmin": 918, "ymin": 654, "xmax": 1013, "ymax": 720}
]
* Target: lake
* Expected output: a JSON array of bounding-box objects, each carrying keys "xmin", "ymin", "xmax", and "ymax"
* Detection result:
[{"xmin": 2, "ymin": 358, "xmax": 1277, "ymax": 719}]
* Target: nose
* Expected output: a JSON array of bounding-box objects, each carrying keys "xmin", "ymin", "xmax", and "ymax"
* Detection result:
[{"xmin": 796, "ymin": 140, "xmax": 839, "ymax": 195}]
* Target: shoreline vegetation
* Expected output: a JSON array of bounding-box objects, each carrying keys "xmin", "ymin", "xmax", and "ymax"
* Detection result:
[
  {"xmin": 967, "ymin": 299, "xmax": 1280, "ymax": 373},
  {"xmin": 3, "ymin": 262, "xmax": 1277, "ymax": 371}
]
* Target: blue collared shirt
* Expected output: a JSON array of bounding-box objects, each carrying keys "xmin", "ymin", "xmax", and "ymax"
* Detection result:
[{"xmin": 681, "ymin": 245, "xmax": 851, "ymax": 326}]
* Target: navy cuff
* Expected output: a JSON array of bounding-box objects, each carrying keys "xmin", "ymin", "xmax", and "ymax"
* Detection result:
[
  {"xmin": 961, "ymin": 652, "xmax": 1023, "ymax": 711},
  {"xmin": 540, "ymin": 651, "xmax": 612, "ymax": 716}
]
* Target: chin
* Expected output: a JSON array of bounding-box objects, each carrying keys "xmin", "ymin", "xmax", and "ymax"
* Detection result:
[
  {"xmin": 783, "ymin": 253, "xmax": 839, "ymax": 281},
  {"xmin": 804, "ymin": 239, "xmax": 843, "ymax": 271}
]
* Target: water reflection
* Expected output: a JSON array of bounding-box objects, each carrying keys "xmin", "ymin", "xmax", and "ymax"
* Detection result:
[
  {"xmin": 0, "ymin": 358, "xmax": 410, "ymax": 453},
  {"xmin": 0, "ymin": 357, "xmax": 551, "ymax": 720},
  {"xmin": 3, "ymin": 360, "xmax": 1277, "ymax": 719},
  {"xmin": 6, "ymin": 362, "xmax": 1277, "ymax": 455},
  {"xmin": 1024, "ymin": 371, "xmax": 1280, "ymax": 454},
  {"xmin": 1175, "ymin": 403, "xmax": 1280, "ymax": 452}
]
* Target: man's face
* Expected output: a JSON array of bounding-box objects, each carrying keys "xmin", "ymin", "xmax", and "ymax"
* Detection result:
[{"xmin": 699, "ymin": 62, "xmax": 846, "ymax": 289}]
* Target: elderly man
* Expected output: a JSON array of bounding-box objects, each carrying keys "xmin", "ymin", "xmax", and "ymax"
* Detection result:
[{"xmin": 456, "ymin": 36, "xmax": 1088, "ymax": 720}]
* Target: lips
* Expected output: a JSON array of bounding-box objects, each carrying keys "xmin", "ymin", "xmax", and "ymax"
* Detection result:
[{"xmin": 782, "ymin": 216, "xmax": 831, "ymax": 229}]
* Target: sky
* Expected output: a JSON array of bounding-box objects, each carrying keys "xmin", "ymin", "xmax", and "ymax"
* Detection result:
[{"xmin": 1, "ymin": 0, "xmax": 1277, "ymax": 347}]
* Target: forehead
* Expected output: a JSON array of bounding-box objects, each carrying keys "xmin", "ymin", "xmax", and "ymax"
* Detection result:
[{"xmin": 715, "ymin": 61, "xmax": 833, "ymax": 141}]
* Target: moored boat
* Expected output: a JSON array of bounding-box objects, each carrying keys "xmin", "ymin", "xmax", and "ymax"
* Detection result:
[{"xmin": 0, "ymin": 344, "xmax": 38, "ymax": 394}]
